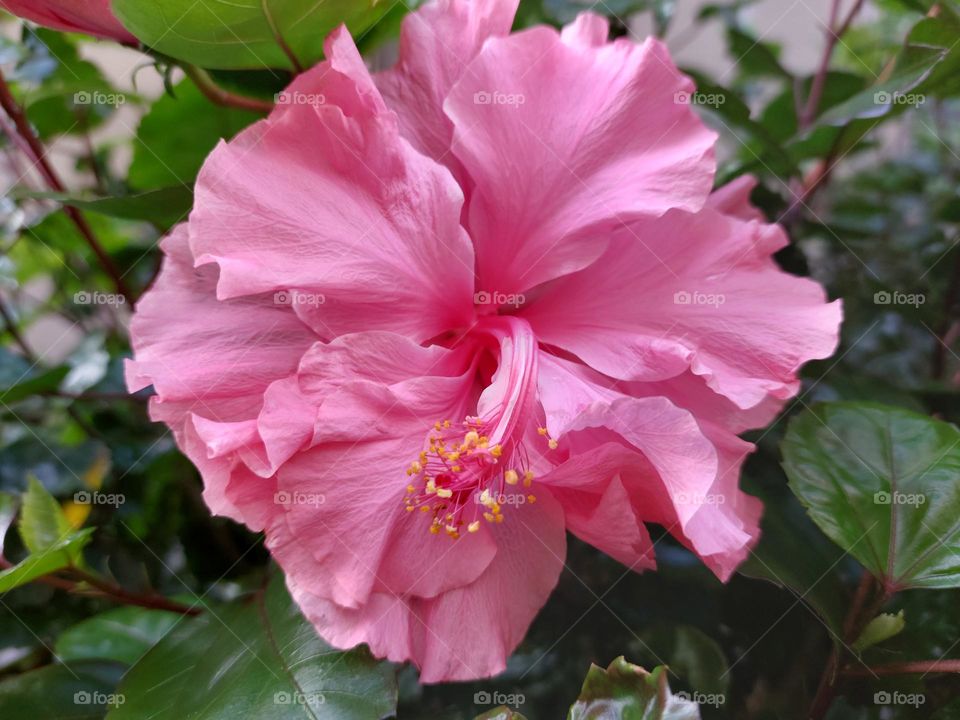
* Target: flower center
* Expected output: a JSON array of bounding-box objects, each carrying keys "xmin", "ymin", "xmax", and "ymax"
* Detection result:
[{"xmin": 401, "ymin": 316, "xmax": 555, "ymax": 539}]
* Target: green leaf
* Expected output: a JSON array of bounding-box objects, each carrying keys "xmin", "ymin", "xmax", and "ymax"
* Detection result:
[
  {"xmin": 0, "ymin": 528, "xmax": 94, "ymax": 592},
  {"xmin": 14, "ymin": 188, "xmax": 194, "ymax": 231},
  {"xmin": 109, "ymin": 573, "xmax": 397, "ymax": 719},
  {"xmin": 568, "ymin": 658, "xmax": 700, "ymax": 720},
  {"xmin": 853, "ymin": 610, "xmax": 906, "ymax": 652},
  {"xmin": 128, "ymin": 81, "xmax": 259, "ymax": 190},
  {"xmin": 0, "ymin": 365, "xmax": 69, "ymax": 405},
  {"xmin": 725, "ymin": 28, "xmax": 790, "ymax": 80},
  {"xmin": 19, "ymin": 476, "xmax": 74, "ymax": 555},
  {"xmin": 0, "ymin": 660, "xmax": 125, "ymax": 720},
  {"xmin": 112, "ymin": 0, "xmax": 396, "ymax": 70},
  {"xmin": 639, "ymin": 625, "xmax": 729, "ymax": 696},
  {"xmin": 56, "ymin": 607, "xmax": 183, "ymax": 666},
  {"xmin": 783, "ymin": 402, "xmax": 960, "ymax": 591}
]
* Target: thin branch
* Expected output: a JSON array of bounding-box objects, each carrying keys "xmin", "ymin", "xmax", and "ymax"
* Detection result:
[
  {"xmin": 843, "ymin": 659, "xmax": 960, "ymax": 677},
  {"xmin": 0, "ymin": 68, "xmax": 134, "ymax": 305},
  {"xmin": 182, "ymin": 65, "xmax": 274, "ymax": 114},
  {"xmin": 799, "ymin": 0, "xmax": 867, "ymax": 130},
  {"xmin": 65, "ymin": 567, "xmax": 202, "ymax": 616}
]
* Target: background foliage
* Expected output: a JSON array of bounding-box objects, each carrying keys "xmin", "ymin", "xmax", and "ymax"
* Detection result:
[{"xmin": 2, "ymin": 0, "xmax": 960, "ymax": 718}]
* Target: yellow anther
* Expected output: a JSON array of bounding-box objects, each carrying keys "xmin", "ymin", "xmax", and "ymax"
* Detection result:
[
  {"xmin": 494, "ymin": 514, "xmax": 504, "ymax": 523},
  {"xmin": 538, "ymin": 427, "xmax": 548, "ymax": 436},
  {"xmin": 490, "ymin": 445, "xmax": 503, "ymax": 458},
  {"xmin": 446, "ymin": 452, "xmax": 460, "ymax": 461},
  {"xmin": 406, "ymin": 484, "xmax": 415, "ymax": 493},
  {"xmin": 443, "ymin": 419, "xmax": 451, "ymax": 428},
  {"xmin": 483, "ymin": 512, "xmax": 496, "ymax": 522},
  {"xmin": 523, "ymin": 470, "xmax": 534, "ymax": 487},
  {"xmin": 420, "ymin": 506, "xmax": 431, "ymax": 513},
  {"xmin": 464, "ymin": 430, "xmax": 480, "ymax": 445},
  {"xmin": 468, "ymin": 521, "xmax": 481, "ymax": 533},
  {"xmin": 406, "ymin": 506, "xmax": 415, "ymax": 512},
  {"xmin": 434, "ymin": 421, "xmax": 442, "ymax": 431},
  {"xmin": 409, "ymin": 461, "xmax": 422, "ymax": 474},
  {"xmin": 425, "ymin": 479, "xmax": 437, "ymax": 494},
  {"xmin": 504, "ymin": 469, "xmax": 519, "ymax": 485},
  {"xmin": 548, "ymin": 438, "xmax": 558, "ymax": 450},
  {"xmin": 429, "ymin": 524, "xmax": 440, "ymax": 534},
  {"xmin": 436, "ymin": 487, "xmax": 453, "ymax": 499},
  {"xmin": 527, "ymin": 494, "xmax": 537, "ymax": 504},
  {"xmin": 452, "ymin": 465, "xmax": 462, "ymax": 472}
]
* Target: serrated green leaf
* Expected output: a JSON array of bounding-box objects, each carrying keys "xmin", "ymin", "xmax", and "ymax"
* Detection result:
[
  {"xmin": 783, "ymin": 402, "xmax": 960, "ymax": 591},
  {"xmin": 853, "ymin": 610, "xmax": 907, "ymax": 652},
  {"xmin": 19, "ymin": 476, "xmax": 74, "ymax": 555},
  {"xmin": 568, "ymin": 658, "xmax": 701, "ymax": 720}
]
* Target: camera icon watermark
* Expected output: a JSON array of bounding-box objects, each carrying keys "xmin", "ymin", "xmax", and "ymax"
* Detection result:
[
  {"xmin": 874, "ymin": 690, "xmax": 925, "ymax": 707},
  {"xmin": 74, "ymin": 691, "xmax": 125, "ymax": 708},
  {"xmin": 675, "ymin": 691, "xmax": 726, "ymax": 707},
  {"xmin": 274, "ymin": 290, "xmax": 326, "ymax": 307},
  {"xmin": 73, "ymin": 90, "xmax": 126, "ymax": 107},
  {"xmin": 873, "ymin": 90, "xmax": 925, "ymax": 108},
  {"xmin": 73, "ymin": 490, "xmax": 125, "ymax": 508},
  {"xmin": 274, "ymin": 491, "xmax": 325, "ymax": 507},
  {"xmin": 675, "ymin": 492, "xmax": 726, "ymax": 507},
  {"xmin": 473, "ymin": 690, "xmax": 526, "ymax": 706},
  {"xmin": 873, "ymin": 490, "xmax": 926, "ymax": 507},
  {"xmin": 274, "ymin": 91, "xmax": 326, "ymax": 106},
  {"xmin": 473, "ymin": 90, "xmax": 526, "ymax": 107},
  {"xmin": 674, "ymin": 90, "xmax": 726, "ymax": 108},
  {"xmin": 674, "ymin": 290, "xmax": 725, "ymax": 308},
  {"xmin": 873, "ymin": 290, "xmax": 925, "ymax": 307},
  {"xmin": 73, "ymin": 291, "xmax": 125, "ymax": 306},
  {"xmin": 274, "ymin": 691, "xmax": 325, "ymax": 706},
  {"xmin": 474, "ymin": 290, "xmax": 526, "ymax": 309}
]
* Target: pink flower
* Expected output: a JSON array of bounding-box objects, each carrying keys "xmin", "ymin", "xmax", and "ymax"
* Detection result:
[
  {"xmin": 127, "ymin": 0, "xmax": 841, "ymax": 682},
  {"xmin": 0, "ymin": 0, "xmax": 136, "ymax": 43}
]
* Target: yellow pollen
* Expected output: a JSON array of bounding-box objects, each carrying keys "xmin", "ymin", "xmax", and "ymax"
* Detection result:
[
  {"xmin": 420, "ymin": 506, "xmax": 431, "ymax": 513},
  {"xmin": 436, "ymin": 487, "xmax": 453, "ymax": 499},
  {"xmin": 490, "ymin": 444, "xmax": 503, "ymax": 458},
  {"xmin": 429, "ymin": 524, "xmax": 440, "ymax": 534},
  {"xmin": 443, "ymin": 420, "xmax": 451, "ymax": 428},
  {"xmin": 464, "ymin": 430, "xmax": 480, "ymax": 445},
  {"xmin": 523, "ymin": 470, "xmax": 534, "ymax": 487},
  {"xmin": 495, "ymin": 514, "xmax": 504, "ymax": 523},
  {"xmin": 468, "ymin": 521, "xmax": 481, "ymax": 533},
  {"xmin": 446, "ymin": 452, "xmax": 460, "ymax": 461},
  {"xmin": 483, "ymin": 512, "xmax": 496, "ymax": 522},
  {"xmin": 527, "ymin": 494, "xmax": 537, "ymax": 504},
  {"xmin": 406, "ymin": 506, "xmax": 415, "ymax": 512},
  {"xmin": 537, "ymin": 427, "xmax": 548, "ymax": 436},
  {"xmin": 548, "ymin": 438, "xmax": 559, "ymax": 450},
  {"xmin": 504, "ymin": 469, "xmax": 519, "ymax": 485}
]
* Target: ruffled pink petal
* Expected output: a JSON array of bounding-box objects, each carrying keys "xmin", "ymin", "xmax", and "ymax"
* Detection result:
[
  {"xmin": 537, "ymin": 352, "xmax": 759, "ymax": 579},
  {"xmin": 189, "ymin": 28, "xmax": 475, "ymax": 343},
  {"xmin": 125, "ymin": 224, "xmax": 316, "ymax": 528},
  {"xmin": 0, "ymin": 0, "xmax": 136, "ymax": 42},
  {"xmin": 375, "ymin": 0, "xmax": 519, "ymax": 177},
  {"xmin": 523, "ymin": 206, "xmax": 842, "ymax": 409},
  {"xmin": 444, "ymin": 24, "xmax": 716, "ymax": 294},
  {"xmin": 278, "ymin": 485, "xmax": 566, "ymax": 683},
  {"xmin": 707, "ymin": 175, "xmax": 766, "ymax": 221}
]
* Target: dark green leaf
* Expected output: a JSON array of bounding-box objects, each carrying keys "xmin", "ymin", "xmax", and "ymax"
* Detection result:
[
  {"xmin": 15, "ymin": 188, "xmax": 194, "ymax": 231},
  {"xmin": 783, "ymin": 402, "xmax": 960, "ymax": 591},
  {"xmin": 112, "ymin": 0, "xmax": 395, "ymax": 70},
  {"xmin": 0, "ymin": 660, "xmax": 125, "ymax": 720},
  {"xmin": 0, "ymin": 365, "xmax": 69, "ymax": 405},
  {"xmin": 0, "ymin": 528, "xmax": 93, "ymax": 592},
  {"xmin": 56, "ymin": 607, "xmax": 182, "ymax": 666},
  {"xmin": 110, "ymin": 573, "xmax": 397, "ymax": 719}
]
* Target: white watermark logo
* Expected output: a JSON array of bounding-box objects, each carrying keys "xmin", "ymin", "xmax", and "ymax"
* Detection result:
[
  {"xmin": 873, "ymin": 290, "xmax": 925, "ymax": 307},
  {"xmin": 874, "ymin": 490, "xmax": 925, "ymax": 507},
  {"xmin": 676, "ymin": 691, "xmax": 726, "ymax": 707},
  {"xmin": 74, "ymin": 291, "xmax": 125, "ymax": 306},
  {"xmin": 674, "ymin": 290, "xmax": 725, "ymax": 308},
  {"xmin": 474, "ymin": 290, "xmax": 526, "ymax": 308},
  {"xmin": 874, "ymin": 691, "xmax": 925, "ymax": 707},
  {"xmin": 74, "ymin": 691, "xmax": 125, "ymax": 707},
  {"xmin": 74, "ymin": 490, "xmax": 125, "ymax": 508},
  {"xmin": 674, "ymin": 90, "xmax": 726, "ymax": 108},
  {"xmin": 275, "ymin": 91, "xmax": 326, "ymax": 107},
  {"xmin": 473, "ymin": 90, "xmax": 526, "ymax": 107},
  {"xmin": 675, "ymin": 492, "xmax": 726, "ymax": 507},
  {"xmin": 874, "ymin": 91, "xmax": 925, "ymax": 107},
  {"xmin": 274, "ymin": 691, "xmax": 325, "ymax": 706},
  {"xmin": 74, "ymin": 91, "xmax": 126, "ymax": 107},
  {"xmin": 274, "ymin": 290, "xmax": 326, "ymax": 307},
  {"xmin": 274, "ymin": 491, "xmax": 325, "ymax": 507},
  {"xmin": 474, "ymin": 690, "xmax": 526, "ymax": 706}
]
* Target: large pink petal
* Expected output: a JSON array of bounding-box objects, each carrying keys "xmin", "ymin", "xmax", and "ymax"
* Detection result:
[
  {"xmin": 444, "ymin": 20, "xmax": 716, "ymax": 294},
  {"xmin": 278, "ymin": 485, "xmax": 566, "ymax": 683},
  {"xmin": 376, "ymin": 0, "xmax": 519, "ymax": 177},
  {"xmin": 523, "ymin": 207, "xmax": 842, "ymax": 409},
  {"xmin": 189, "ymin": 27, "xmax": 475, "ymax": 343},
  {"xmin": 0, "ymin": 0, "xmax": 136, "ymax": 42}
]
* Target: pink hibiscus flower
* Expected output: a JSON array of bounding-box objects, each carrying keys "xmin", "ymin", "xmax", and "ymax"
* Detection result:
[
  {"xmin": 126, "ymin": 0, "xmax": 841, "ymax": 682},
  {"xmin": 0, "ymin": 0, "xmax": 135, "ymax": 43}
]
